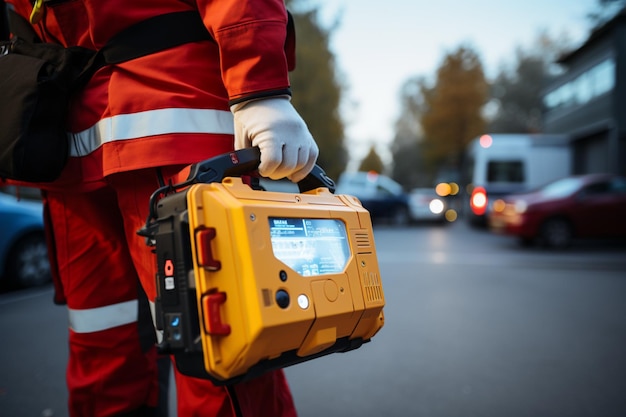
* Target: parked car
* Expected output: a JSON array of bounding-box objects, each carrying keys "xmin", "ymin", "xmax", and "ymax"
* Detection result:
[
  {"xmin": 0, "ymin": 190, "xmax": 51, "ymax": 289},
  {"xmin": 489, "ymin": 173, "xmax": 626, "ymax": 248},
  {"xmin": 408, "ymin": 188, "xmax": 447, "ymax": 223},
  {"xmin": 335, "ymin": 171, "xmax": 410, "ymax": 225}
]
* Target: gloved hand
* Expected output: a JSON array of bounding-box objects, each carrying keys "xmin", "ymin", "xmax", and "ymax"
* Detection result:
[{"xmin": 231, "ymin": 96, "xmax": 319, "ymax": 183}]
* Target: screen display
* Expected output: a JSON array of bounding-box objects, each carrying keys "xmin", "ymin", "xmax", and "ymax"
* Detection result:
[{"xmin": 269, "ymin": 218, "xmax": 350, "ymax": 276}]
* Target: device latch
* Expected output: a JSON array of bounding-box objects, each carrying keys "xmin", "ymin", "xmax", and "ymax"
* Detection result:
[
  {"xmin": 196, "ymin": 228, "xmax": 221, "ymax": 271},
  {"xmin": 202, "ymin": 292, "xmax": 231, "ymax": 336}
]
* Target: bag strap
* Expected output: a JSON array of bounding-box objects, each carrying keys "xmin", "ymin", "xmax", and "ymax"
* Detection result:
[
  {"xmin": 6, "ymin": 7, "xmax": 40, "ymax": 43},
  {"xmin": 1, "ymin": 0, "xmax": 10, "ymax": 41},
  {"xmin": 100, "ymin": 11, "xmax": 212, "ymax": 65},
  {"xmin": 75, "ymin": 11, "xmax": 213, "ymax": 88},
  {"xmin": 6, "ymin": 9, "xmax": 212, "ymax": 72}
]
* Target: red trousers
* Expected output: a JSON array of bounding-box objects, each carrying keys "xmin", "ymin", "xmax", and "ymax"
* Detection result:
[{"xmin": 44, "ymin": 167, "xmax": 297, "ymax": 417}]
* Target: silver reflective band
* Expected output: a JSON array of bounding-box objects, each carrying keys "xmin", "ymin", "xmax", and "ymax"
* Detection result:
[
  {"xmin": 149, "ymin": 300, "xmax": 163, "ymax": 344},
  {"xmin": 70, "ymin": 108, "xmax": 235, "ymax": 157},
  {"xmin": 68, "ymin": 300, "xmax": 138, "ymax": 333}
]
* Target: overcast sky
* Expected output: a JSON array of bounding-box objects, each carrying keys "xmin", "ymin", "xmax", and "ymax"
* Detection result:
[{"xmin": 313, "ymin": 0, "xmax": 600, "ymax": 166}]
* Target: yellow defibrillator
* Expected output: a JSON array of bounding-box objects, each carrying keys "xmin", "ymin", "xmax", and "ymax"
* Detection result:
[{"xmin": 139, "ymin": 148, "xmax": 385, "ymax": 385}]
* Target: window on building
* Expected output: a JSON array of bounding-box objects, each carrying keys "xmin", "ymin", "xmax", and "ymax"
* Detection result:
[{"xmin": 543, "ymin": 58, "xmax": 615, "ymax": 111}]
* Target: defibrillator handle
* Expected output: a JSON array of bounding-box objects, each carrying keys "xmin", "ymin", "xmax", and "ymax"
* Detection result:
[
  {"xmin": 139, "ymin": 147, "xmax": 335, "ymax": 238},
  {"xmin": 187, "ymin": 146, "xmax": 335, "ymax": 193}
]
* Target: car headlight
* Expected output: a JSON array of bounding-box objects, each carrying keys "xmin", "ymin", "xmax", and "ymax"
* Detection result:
[
  {"xmin": 429, "ymin": 198, "xmax": 444, "ymax": 214},
  {"xmin": 514, "ymin": 200, "xmax": 528, "ymax": 214}
]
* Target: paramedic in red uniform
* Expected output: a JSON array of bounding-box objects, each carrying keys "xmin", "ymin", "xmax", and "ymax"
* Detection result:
[{"xmin": 5, "ymin": 0, "xmax": 317, "ymax": 416}]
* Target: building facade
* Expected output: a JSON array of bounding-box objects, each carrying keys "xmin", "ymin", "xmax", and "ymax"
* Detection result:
[{"xmin": 542, "ymin": 8, "xmax": 626, "ymax": 176}]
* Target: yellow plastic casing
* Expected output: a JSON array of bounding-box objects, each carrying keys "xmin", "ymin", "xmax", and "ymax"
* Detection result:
[{"xmin": 185, "ymin": 177, "xmax": 385, "ymax": 382}]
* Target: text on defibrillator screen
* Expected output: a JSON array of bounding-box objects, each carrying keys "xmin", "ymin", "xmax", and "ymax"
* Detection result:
[{"xmin": 269, "ymin": 217, "xmax": 350, "ymax": 276}]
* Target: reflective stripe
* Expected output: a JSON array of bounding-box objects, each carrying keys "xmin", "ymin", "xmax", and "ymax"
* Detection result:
[
  {"xmin": 68, "ymin": 300, "xmax": 138, "ymax": 333},
  {"xmin": 149, "ymin": 300, "xmax": 163, "ymax": 344},
  {"xmin": 70, "ymin": 108, "xmax": 235, "ymax": 157}
]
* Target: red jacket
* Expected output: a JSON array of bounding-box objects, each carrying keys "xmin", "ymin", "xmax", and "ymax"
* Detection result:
[{"xmin": 7, "ymin": 0, "xmax": 294, "ymax": 190}]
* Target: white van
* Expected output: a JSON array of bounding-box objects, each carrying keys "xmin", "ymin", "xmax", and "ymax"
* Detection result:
[{"xmin": 463, "ymin": 133, "xmax": 572, "ymax": 225}]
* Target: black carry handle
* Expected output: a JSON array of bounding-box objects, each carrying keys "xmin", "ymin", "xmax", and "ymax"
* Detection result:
[
  {"xmin": 187, "ymin": 146, "xmax": 335, "ymax": 193},
  {"xmin": 139, "ymin": 147, "xmax": 335, "ymax": 238}
]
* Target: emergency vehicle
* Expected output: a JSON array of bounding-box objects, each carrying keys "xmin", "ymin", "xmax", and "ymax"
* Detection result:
[{"xmin": 463, "ymin": 133, "xmax": 572, "ymax": 225}]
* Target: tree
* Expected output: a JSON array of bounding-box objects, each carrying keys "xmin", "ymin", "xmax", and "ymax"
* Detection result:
[
  {"xmin": 488, "ymin": 33, "xmax": 571, "ymax": 133},
  {"xmin": 420, "ymin": 46, "xmax": 489, "ymax": 174},
  {"xmin": 358, "ymin": 146, "xmax": 384, "ymax": 173},
  {"xmin": 390, "ymin": 77, "xmax": 429, "ymax": 188},
  {"xmin": 286, "ymin": 1, "xmax": 347, "ymax": 180},
  {"xmin": 587, "ymin": 0, "xmax": 626, "ymax": 26}
]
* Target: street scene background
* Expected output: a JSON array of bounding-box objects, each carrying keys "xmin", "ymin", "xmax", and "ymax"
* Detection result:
[{"xmin": 1, "ymin": 221, "xmax": 625, "ymax": 417}]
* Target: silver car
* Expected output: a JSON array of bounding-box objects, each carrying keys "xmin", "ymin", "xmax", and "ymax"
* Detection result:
[{"xmin": 408, "ymin": 188, "xmax": 447, "ymax": 223}]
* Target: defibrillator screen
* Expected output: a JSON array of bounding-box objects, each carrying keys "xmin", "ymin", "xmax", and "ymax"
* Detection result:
[{"xmin": 269, "ymin": 218, "xmax": 350, "ymax": 276}]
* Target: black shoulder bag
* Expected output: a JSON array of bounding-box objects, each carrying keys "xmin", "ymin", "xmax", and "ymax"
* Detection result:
[{"xmin": 0, "ymin": 10, "xmax": 211, "ymax": 182}]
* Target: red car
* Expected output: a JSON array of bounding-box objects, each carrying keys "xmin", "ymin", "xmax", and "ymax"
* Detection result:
[{"xmin": 489, "ymin": 173, "xmax": 626, "ymax": 248}]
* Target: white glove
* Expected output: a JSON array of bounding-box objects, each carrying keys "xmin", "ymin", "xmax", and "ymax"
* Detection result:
[{"xmin": 231, "ymin": 96, "xmax": 319, "ymax": 182}]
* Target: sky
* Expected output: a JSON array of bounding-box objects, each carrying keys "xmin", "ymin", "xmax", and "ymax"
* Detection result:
[{"xmin": 311, "ymin": 0, "xmax": 601, "ymax": 167}]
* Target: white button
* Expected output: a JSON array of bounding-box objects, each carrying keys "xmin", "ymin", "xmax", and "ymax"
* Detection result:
[{"xmin": 297, "ymin": 294, "xmax": 309, "ymax": 309}]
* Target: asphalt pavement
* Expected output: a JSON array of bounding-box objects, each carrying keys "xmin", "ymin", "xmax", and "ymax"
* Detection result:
[{"xmin": 1, "ymin": 220, "xmax": 625, "ymax": 417}]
